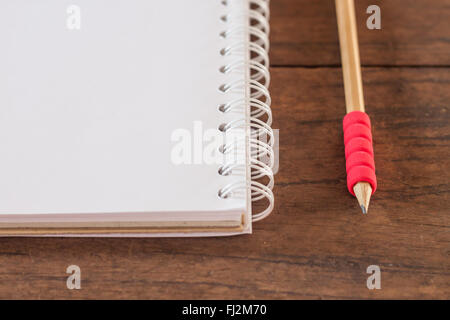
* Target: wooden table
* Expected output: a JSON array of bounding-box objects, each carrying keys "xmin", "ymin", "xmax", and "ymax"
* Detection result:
[{"xmin": 1, "ymin": 0, "xmax": 448, "ymax": 299}]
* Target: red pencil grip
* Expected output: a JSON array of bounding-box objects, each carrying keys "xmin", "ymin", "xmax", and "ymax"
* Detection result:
[{"xmin": 343, "ymin": 111, "xmax": 377, "ymax": 196}]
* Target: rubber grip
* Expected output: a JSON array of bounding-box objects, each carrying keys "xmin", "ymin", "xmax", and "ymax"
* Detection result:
[{"xmin": 343, "ymin": 111, "xmax": 377, "ymax": 196}]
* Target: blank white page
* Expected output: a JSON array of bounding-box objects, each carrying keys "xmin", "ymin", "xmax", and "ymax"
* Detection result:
[{"xmin": 0, "ymin": 0, "xmax": 248, "ymax": 215}]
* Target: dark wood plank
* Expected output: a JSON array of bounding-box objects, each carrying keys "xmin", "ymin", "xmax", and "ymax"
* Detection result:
[
  {"xmin": 270, "ymin": 0, "xmax": 450, "ymax": 66},
  {"xmin": 0, "ymin": 68, "xmax": 448, "ymax": 299}
]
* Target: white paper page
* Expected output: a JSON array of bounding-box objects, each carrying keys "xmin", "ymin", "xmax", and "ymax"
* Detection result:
[{"xmin": 0, "ymin": 0, "xmax": 248, "ymax": 215}]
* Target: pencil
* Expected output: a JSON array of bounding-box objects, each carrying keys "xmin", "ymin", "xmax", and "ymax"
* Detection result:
[{"xmin": 335, "ymin": 0, "xmax": 377, "ymax": 214}]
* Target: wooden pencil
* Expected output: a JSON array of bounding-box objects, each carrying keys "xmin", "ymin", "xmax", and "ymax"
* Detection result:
[{"xmin": 335, "ymin": 0, "xmax": 376, "ymax": 214}]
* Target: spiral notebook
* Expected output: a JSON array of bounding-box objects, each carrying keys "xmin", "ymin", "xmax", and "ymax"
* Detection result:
[{"xmin": 0, "ymin": 0, "xmax": 274, "ymax": 236}]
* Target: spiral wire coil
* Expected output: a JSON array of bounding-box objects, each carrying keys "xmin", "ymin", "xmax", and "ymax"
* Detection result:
[{"xmin": 217, "ymin": 0, "xmax": 274, "ymax": 222}]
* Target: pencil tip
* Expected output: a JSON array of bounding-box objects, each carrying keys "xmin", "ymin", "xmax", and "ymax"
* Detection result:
[
  {"xmin": 360, "ymin": 205, "xmax": 367, "ymax": 214},
  {"xmin": 353, "ymin": 182, "xmax": 372, "ymax": 215}
]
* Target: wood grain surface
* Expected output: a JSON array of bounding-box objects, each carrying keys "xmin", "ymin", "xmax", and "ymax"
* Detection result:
[
  {"xmin": 0, "ymin": 0, "xmax": 449, "ymax": 299},
  {"xmin": 271, "ymin": 0, "xmax": 450, "ymax": 66}
]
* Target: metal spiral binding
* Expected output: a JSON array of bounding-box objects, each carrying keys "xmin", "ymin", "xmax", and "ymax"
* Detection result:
[{"xmin": 217, "ymin": 0, "xmax": 274, "ymax": 222}]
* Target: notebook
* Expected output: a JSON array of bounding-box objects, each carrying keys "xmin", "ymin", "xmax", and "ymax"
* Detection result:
[{"xmin": 0, "ymin": 0, "xmax": 274, "ymax": 236}]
